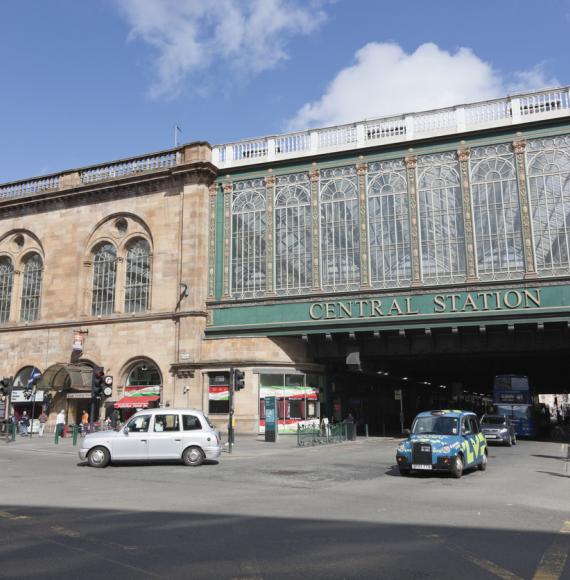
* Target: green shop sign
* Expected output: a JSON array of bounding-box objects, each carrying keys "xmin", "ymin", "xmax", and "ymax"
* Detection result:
[{"xmin": 208, "ymin": 284, "xmax": 570, "ymax": 336}]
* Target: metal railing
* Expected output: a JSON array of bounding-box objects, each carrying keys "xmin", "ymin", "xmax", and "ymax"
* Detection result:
[{"xmin": 297, "ymin": 422, "xmax": 357, "ymax": 447}]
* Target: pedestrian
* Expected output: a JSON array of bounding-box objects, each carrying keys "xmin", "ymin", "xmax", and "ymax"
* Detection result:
[
  {"xmin": 18, "ymin": 412, "xmax": 30, "ymax": 437},
  {"xmin": 81, "ymin": 409, "xmax": 89, "ymax": 436},
  {"xmin": 38, "ymin": 411, "xmax": 48, "ymax": 437},
  {"xmin": 55, "ymin": 409, "xmax": 66, "ymax": 438}
]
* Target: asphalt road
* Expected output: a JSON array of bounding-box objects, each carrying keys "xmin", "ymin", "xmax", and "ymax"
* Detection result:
[{"xmin": 0, "ymin": 435, "xmax": 569, "ymax": 579}]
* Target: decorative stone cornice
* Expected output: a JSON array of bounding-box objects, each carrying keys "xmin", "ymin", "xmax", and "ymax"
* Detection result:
[
  {"xmin": 457, "ymin": 148, "xmax": 470, "ymax": 162},
  {"xmin": 513, "ymin": 139, "xmax": 527, "ymax": 154},
  {"xmin": 405, "ymin": 155, "xmax": 417, "ymax": 170}
]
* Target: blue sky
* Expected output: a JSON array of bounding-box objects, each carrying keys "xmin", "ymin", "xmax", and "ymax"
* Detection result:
[{"xmin": 1, "ymin": 0, "xmax": 569, "ymax": 183}]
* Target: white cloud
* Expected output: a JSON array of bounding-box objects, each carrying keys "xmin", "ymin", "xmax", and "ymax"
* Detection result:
[
  {"xmin": 117, "ymin": 0, "xmax": 327, "ymax": 99},
  {"xmin": 287, "ymin": 42, "xmax": 559, "ymax": 130}
]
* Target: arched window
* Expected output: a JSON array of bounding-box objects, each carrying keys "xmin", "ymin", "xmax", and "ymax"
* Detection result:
[
  {"xmin": 527, "ymin": 136, "xmax": 570, "ymax": 276},
  {"xmin": 470, "ymin": 144, "xmax": 524, "ymax": 280},
  {"xmin": 367, "ymin": 160, "xmax": 411, "ymax": 288},
  {"xmin": 418, "ymin": 153, "xmax": 466, "ymax": 284},
  {"xmin": 231, "ymin": 180, "xmax": 267, "ymax": 298},
  {"xmin": 125, "ymin": 239, "xmax": 151, "ymax": 313},
  {"xmin": 20, "ymin": 253, "xmax": 43, "ymax": 321},
  {"xmin": 91, "ymin": 243, "xmax": 117, "ymax": 316},
  {"xmin": 274, "ymin": 173, "xmax": 312, "ymax": 294},
  {"xmin": 126, "ymin": 361, "xmax": 162, "ymax": 386},
  {"xmin": 320, "ymin": 166, "xmax": 360, "ymax": 291},
  {"xmin": 0, "ymin": 257, "xmax": 14, "ymax": 323}
]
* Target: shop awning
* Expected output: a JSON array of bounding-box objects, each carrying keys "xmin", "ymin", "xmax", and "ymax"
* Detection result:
[
  {"xmin": 40, "ymin": 363, "xmax": 94, "ymax": 391},
  {"xmin": 114, "ymin": 396, "xmax": 160, "ymax": 409}
]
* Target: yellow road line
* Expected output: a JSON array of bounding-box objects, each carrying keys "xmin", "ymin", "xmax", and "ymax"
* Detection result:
[
  {"xmin": 532, "ymin": 521, "xmax": 570, "ymax": 580},
  {"xmin": 450, "ymin": 544, "xmax": 523, "ymax": 580}
]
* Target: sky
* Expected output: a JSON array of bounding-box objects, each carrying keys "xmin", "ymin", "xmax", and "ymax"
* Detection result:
[{"xmin": 1, "ymin": 0, "xmax": 570, "ymax": 183}]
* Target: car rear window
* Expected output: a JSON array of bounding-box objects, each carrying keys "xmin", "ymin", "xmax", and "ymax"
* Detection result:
[{"xmin": 183, "ymin": 415, "xmax": 202, "ymax": 431}]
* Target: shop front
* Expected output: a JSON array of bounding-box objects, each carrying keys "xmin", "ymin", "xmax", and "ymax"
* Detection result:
[{"xmin": 113, "ymin": 361, "xmax": 162, "ymax": 422}]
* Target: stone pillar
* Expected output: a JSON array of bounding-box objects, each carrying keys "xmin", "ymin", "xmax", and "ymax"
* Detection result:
[
  {"xmin": 81, "ymin": 260, "xmax": 92, "ymax": 316},
  {"xmin": 115, "ymin": 256, "xmax": 125, "ymax": 313},
  {"xmin": 405, "ymin": 155, "xmax": 422, "ymax": 287},
  {"xmin": 457, "ymin": 148, "xmax": 478, "ymax": 282},
  {"xmin": 513, "ymin": 139, "xmax": 538, "ymax": 278},
  {"xmin": 208, "ymin": 183, "xmax": 217, "ymax": 300},
  {"xmin": 9, "ymin": 270, "xmax": 20, "ymax": 322},
  {"xmin": 222, "ymin": 181, "xmax": 233, "ymax": 299},
  {"xmin": 265, "ymin": 172, "xmax": 275, "ymax": 295},
  {"xmin": 309, "ymin": 166, "xmax": 321, "ymax": 292},
  {"xmin": 356, "ymin": 161, "xmax": 371, "ymax": 288}
]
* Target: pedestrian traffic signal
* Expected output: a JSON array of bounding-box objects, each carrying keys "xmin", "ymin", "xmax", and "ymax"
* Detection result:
[
  {"xmin": 91, "ymin": 366, "xmax": 105, "ymax": 398},
  {"xmin": 234, "ymin": 369, "xmax": 245, "ymax": 391}
]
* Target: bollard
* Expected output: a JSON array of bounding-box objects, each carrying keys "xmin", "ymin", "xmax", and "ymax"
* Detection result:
[
  {"xmin": 72, "ymin": 425, "xmax": 78, "ymax": 446},
  {"xmin": 54, "ymin": 426, "xmax": 59, "ymax": 445},
  {"xmin": 11, "ymin": 422, "xmax": 16, "ymax": 442},
  {"xmin": 365, "ymin": 424, "xmax": 369, "ymax": 438}
]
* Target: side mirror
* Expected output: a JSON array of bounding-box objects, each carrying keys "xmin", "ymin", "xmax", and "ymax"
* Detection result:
[
  {"xmin": 402, "ymin": 428, "xmax": 411, "ymax": 437},
  {"xmin": 122, "ymin": 426, "xmax": 129, "ymax": 435}
]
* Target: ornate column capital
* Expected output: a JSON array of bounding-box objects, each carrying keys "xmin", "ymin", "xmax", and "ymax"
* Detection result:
[
  {"xmin": 457, "ymin": 148, "xmax": 470, "ymax": 162},
  {"xmin": 208, "ymin": 183, "xmax": 218, "ymax": 196},
  {"xmin": 265, "ymin": 174, "xmax": 276, "ymax": 188},
  {"xmin": 356, "ymin": 162, "xmax": 368, "ymax": 176},
  {"xmin": 222, "ymin": 182, "xmax": 233, "ymax": 195},
  {"xmin": 513, "ymin": 140, "xmax": 527, "ymax": 155},
  {"xmin": 309, "ymin": 166, "xmax": 319, "ymax": 182},
  {"xmin": 405, "ymin": 155, "xmax": 417, "ymax": 170}
]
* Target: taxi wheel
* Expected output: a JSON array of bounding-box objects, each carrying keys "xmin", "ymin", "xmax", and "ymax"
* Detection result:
[
  {"xmin": 512, "ymin": 435, "xmax": 517, "ymax": 445},
  {"xmin": 451, "ymin": 455, "xmax": 463, "ymax": 479},
  {"xmin": 506, "ymin": 437, "xmax": 512, "ymax": 447},
  {"xmin": 478, "ymin": 452, "xmax": 488, "ymax": 471},
  {"xmin": 182, "ymin": 446, "xmax": 204, "ymax": 467},
  {"xmin": 87, "ymin": 446, "xmax": 110, "ymax": 468}
]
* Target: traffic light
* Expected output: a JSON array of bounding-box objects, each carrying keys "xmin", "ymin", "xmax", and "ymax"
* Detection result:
[
  {"xmin": 92, "ymin": 366, "xmax": 105, "ymax": 398},
  {"xmin": 234, "ymin": 369, "xmax": 245, "ymax": 391},
  {"xmin": 0, "ymin": 376, "xmax": 13, "ymax": 398}
]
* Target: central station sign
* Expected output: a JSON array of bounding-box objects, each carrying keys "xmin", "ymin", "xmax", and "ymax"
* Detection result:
[{"xmin": 308, "ymin": 289, "xmax": 542, "ymax": 321}]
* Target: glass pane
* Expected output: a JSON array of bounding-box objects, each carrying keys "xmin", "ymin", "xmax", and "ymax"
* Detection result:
[
  {"xmin": 20, "ymin": 253, "xmax": 43, "ymax": 321},
  {"xmin": 92, "ymin": 243, "xmax": 117, "ymax": 315},
  {"xmin": 0, "ymin": 257, "xmax": 14, "ymax": 323},
  {"xmin": 125, "ymin": 239, "xmax": 150, "ymax": 313}
]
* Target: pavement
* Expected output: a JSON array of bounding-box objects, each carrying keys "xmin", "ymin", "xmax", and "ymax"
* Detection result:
[{"xmin": 1, "ymin": 434, "xmax": 569, "ymax": 579}]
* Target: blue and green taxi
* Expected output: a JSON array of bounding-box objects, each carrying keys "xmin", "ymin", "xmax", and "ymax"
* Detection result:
[{"xmin": 396, "ymin": 410, "xmax": 487, "ymax": 478}]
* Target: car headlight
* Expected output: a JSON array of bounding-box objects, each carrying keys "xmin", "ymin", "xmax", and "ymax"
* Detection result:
[
  {"xmin": 397, "ymin": 443, "xmax": 407, "ymax": 452},
  {"xmin": 499, "ymin": 428, "xmax": 508, "ymax": 433},
  {"xmin": 442, "ymin": 445, "xmax": 451, "ymax": 453}
]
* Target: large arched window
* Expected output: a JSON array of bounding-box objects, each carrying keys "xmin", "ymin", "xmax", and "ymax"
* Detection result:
[
  {"xmin": 418, "ymin": 153, "xmax": 466, "ymax": 284},
  {"xmin": 231, "ymin": 179, "xmax": 267, "ymax": 298},
  {"xmin": 274, "ymin": 173, "xmax": 312, "ymax": 295},
  {"xmin": 320, "ymin": 166, "xmax": 360, "ymax": 291},
  {"xmin": 0, "ymin": 257, "xmax": 14, "ymax": 323},
  {"xmin": 20, "ymin": 252, "xmax": 43, "ymax": 321},
  {"xmin": 367, "ymin": 160, "xmax": 411, "ymax": 288},
  {"xmin": 125, "ymin": 239, "xmax": 151, "ymax": 313},
  {"xmin": 125, "ymin": 360, "xmax": 162, "ymax": 386},
  {"xmin": 470, "ymin": 144, "xmax": 524, "ymax": 280},
  {"xmin": 527, "ymin": 136, "xmax": 570, "ymax": 276},
  {"xmin": 91, "ymin": 243, "xmax": 117, "ymax": 316}
]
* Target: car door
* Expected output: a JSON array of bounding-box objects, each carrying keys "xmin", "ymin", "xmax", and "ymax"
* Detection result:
[
  {"xmin": 113, "ymin": 414, "xmax": 151, "ymax": 460},
  {"xmin": 469, "ymin": 416, "xmax": 484, "ymax": 464},
  {"xmin": 181, "ymin": 413, "xmax": 206, "ymax": 450},
  {"xmin": 460, "ymin": 416, "xmax": 477, "ymax": 467},
  {"xmin": 147, "ymin": 413, "xmax": 183, "ymax": 460}
]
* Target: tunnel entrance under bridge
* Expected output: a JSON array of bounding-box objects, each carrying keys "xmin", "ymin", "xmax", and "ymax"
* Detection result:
[{"xmin": 303, "ymin": 323, "xmax": 570, "ymax": 436}]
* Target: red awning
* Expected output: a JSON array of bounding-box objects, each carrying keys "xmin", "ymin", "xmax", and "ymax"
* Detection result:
[{"xmin": 114, "ymin": 396, "xmax": 160, "ymax": 409}]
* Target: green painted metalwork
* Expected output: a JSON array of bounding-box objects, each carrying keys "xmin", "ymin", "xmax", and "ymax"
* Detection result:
[{"xmin": 297, "ymin": 422, "xmax": 347, "ymax": 446}]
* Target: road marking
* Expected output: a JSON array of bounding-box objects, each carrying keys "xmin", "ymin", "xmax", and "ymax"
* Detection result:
[
  {"xmin": 532, "ymin": 521, "xmax": 570, "ymax": 580},
  {"xmin": 0, "ymin": 510, "xmax": 30, "ymax": 521},
  {"xmin": 450, "ymin": 544, "xmax": 523, "ymax": 580}
]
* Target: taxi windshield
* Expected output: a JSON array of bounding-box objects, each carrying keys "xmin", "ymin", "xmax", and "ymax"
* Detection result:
[
  {"xmin": 412, "ymin": 416, "xmax": 458, "ymax": 436},
  {"xmin": 482, "ymin": 416, "xmax": 506, "ymax": 425}
]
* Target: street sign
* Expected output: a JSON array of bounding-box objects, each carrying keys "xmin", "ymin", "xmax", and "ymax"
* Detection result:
[
  {"xmin": 265, "ymin": 396, "xmax": 277, "ymax": 442},
  {"xmin": 104, "ymin": 375, "xmax": 113, "ymax": 386},
  {"xmin": 103, "ymin": 386, "xmax": 113, "ymax": 397},
  {"xmin": 11, "ymin": 390, "xmax": 44, "ymax": 403},
  {"xmin": 394, "ymin": 389, "xmax": 402, "ymax": 400}
]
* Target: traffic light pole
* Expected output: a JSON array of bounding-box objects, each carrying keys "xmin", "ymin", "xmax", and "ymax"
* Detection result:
[{"xmin": 228, "ymin": 367, "xmax": 234, "ymax": 454}]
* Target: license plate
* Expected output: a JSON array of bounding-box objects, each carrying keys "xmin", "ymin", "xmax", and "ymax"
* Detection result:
[
  {"xmin": 412, "ymin": 464, "xmax": 432, "ymax": 470},
  {"xmin": 421, "ymin": 446, "xmax": 430, "ymax": 452},
  {"xmin": 485, "ymin": 434, "xmax": 496, "ymax": 438}
]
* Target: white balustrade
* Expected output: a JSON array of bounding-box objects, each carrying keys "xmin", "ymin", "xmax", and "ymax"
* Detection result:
[
  {"xmin": 365, "ymin": 117, "xmax": 406, "ymax": 142},
  {"xmin": 81, "ymin": 153, "xmax": 176, "ymax": 184},
  {"xmin": 275, "ymin": 132, "xmax": 310, "ymax": 155},
  {"xmin": 0, "ymin": 176, "xmax": 60, "ymax": 201},
  {"xmin": 318, "ymin": 125, "xmax": 357, "ymax": 148}
]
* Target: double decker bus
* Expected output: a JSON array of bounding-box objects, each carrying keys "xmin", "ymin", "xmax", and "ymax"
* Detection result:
[{"xmin": 492, "ymin": 374, "xmax": 549, "ymax": 438}]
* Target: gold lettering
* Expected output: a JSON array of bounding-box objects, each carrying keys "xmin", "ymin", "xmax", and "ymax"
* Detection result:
[
  {"xmin": 504, "ymin": 290, "xmax": 522, "ymax": 309},
  {"xmin": 449, "ymin": 294, "xmax": 461, "ymax": 312},
  {"xmin": 388, "ymin": 298, "xmax": 403, "ymax": 316},
  {"xmin": 325, "ymin": 303, "xmax": 336, "ymax": 319},
  {"xmin": 434, "ymin": 295, "xmax": 446, "ymax": 313},
  {"xmin": 339, "ymin": 302, "xmax": 352, "ymax": 318},
  {"xmin": 371, "ymin": 299, "xmax": 383, "ymax": 317},
  {"xmin": 405, "ymin": 297, "xmax": 419, "ymax": 314},
  {"xmin": 356, "ymin": 300, "xmax": 367, "ymax": 318},
  {"xmin": 309, "ymin": 303, "xmax": 323, "ymax": 320},
  {"xmin": 523, "ymin": 289, "xmax": 541, "ymax": 308},
  {"xmin": 461, "ymin": 294, "xmax": 479, "ymax": 312},
  {"xmin": 478, "ymin": 292, "xmax": 493, "ymax": 311}
]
